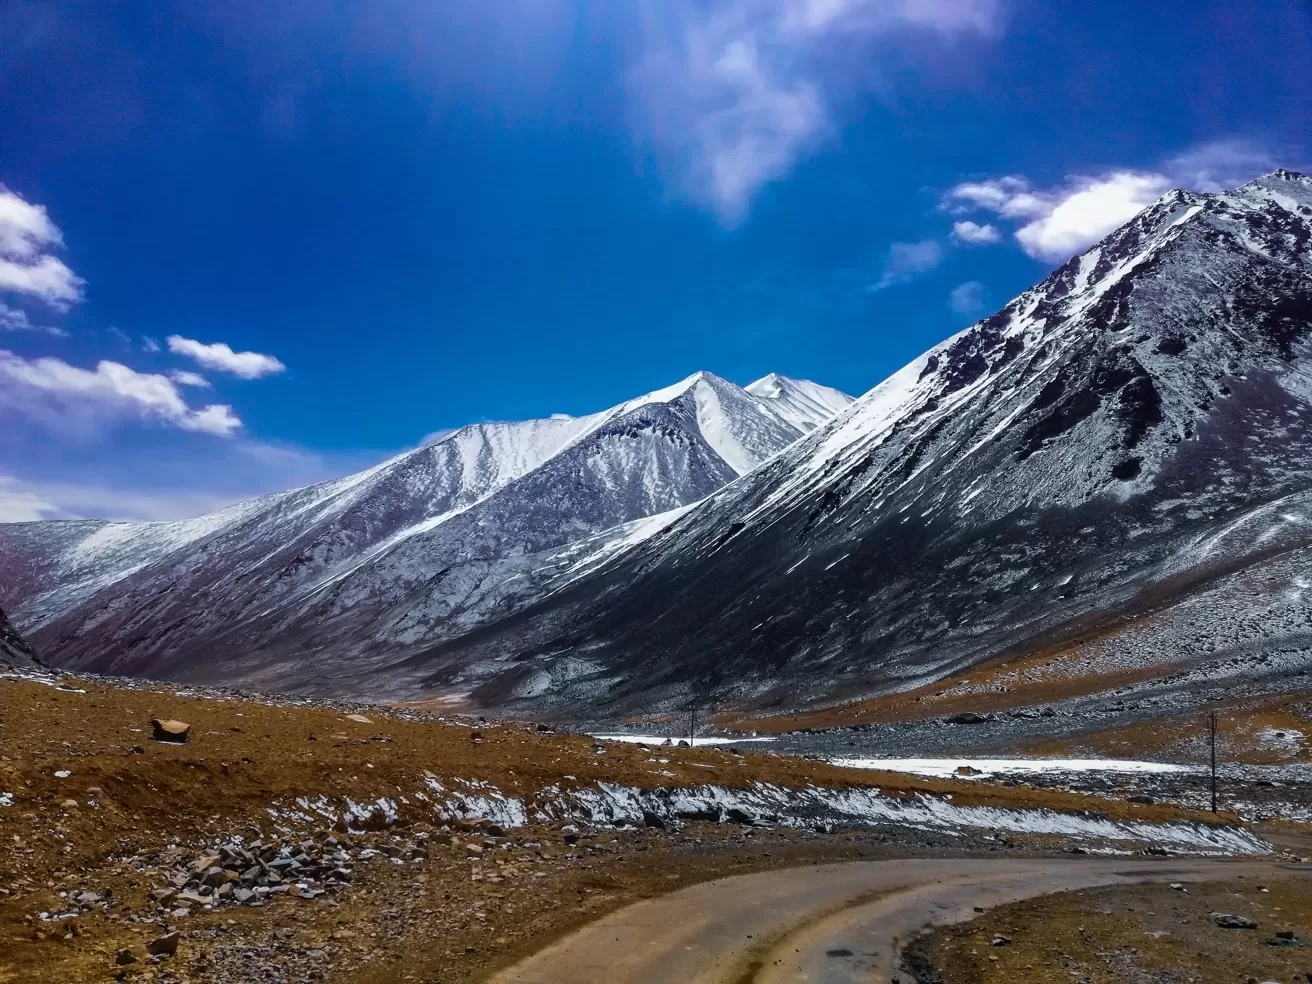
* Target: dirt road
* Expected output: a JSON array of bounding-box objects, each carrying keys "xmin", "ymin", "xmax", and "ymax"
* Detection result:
[{"xmin": 488, "ymin": 858, "xmax": 1307, "ymax": 984}]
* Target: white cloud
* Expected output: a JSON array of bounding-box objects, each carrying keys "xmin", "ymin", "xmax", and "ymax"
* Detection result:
[
  {"xmin": 167, "ymin": 335, "xmax": 286, "ymax": 379},
  {"xmin": 949, "ymin": 280, "xmax": 986, "ymax": 316},
  {"xmin": 0, "ymin": 476, "xmax": 62, "ymax": 522},
  {"xmin": 0, "ymin": 349, "xmax": 242, "ymax": 437},
  {"xmin": 945, "ymin": 170, "xmax": 1171, "ymax": 262},
  {"xmin": 632, "ymin": 0, "xmax": 1001, "ymax": 224},
  {"xmin": 1013, "ymin": 172, "xmax": 1172, "ymax": 262},
  {"xmin": 951, "ymin": 220, "xmax": 1001, "ymax": 245},
  {"xmin": 169, "ymin": 370, "xmax": 211, "ymax": 388},
  {"xmin": 0, "ymin": 186, "xmax": 84, "ymax": 308},
  {"xmin": 141, "ymin": 336, "xmax": 161, "ymax": 353},
  {"xmin": 944, "ymin": 140, "xmax": 1286, "ymax": 263},
  {"xmin": 873, "ymin": 238, "xmax": 942, "ymax": 289}
]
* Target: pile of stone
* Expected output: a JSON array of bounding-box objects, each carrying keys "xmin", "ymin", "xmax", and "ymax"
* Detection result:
[{"xmin": 147, "ymin": 833, "xmax": 364, "ymax": 912}]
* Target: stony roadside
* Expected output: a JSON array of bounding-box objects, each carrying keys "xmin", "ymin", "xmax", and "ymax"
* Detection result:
[
  {"xmin": 0, "ymin": 671, "xmax": 1280, "ymax": 983},
  {"xmin": 903, "ymin": 875, "xmax": 1312, "ymax": 984}
]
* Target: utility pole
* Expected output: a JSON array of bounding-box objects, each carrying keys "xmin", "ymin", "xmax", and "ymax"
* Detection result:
[
  {"xmin": 1208, "ymin": 708, "xmax": 1218, "ymax": 814},
  {"xmin": 689, "ymin": 700, "xmax": 697, "ymax": 748}
]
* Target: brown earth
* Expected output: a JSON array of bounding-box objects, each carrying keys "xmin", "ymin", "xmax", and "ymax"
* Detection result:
[
  {"xmin": 0, "ymin": 673, "xmax": 1268, "ymax": 984},
  {"xmin": 908, "ymin": 874, "xmax": 1312, "ymax": 984}
]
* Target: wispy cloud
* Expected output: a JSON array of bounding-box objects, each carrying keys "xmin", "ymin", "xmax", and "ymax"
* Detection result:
[
  {"xmin": 0, "ymin": 185, "xmax": 84, "ymax": 309},
  {"xmin": 1165, "ymin": 138, "xmax": 1282, "ymax": 193},
  {"xmin": 0, "ymin": 301, "xmax": 67, "ymax": 337},
  {"xmin": 632, "ymin": 0, "xmax": 1002, "ymax": 225},
  {"xmin": 872, "ymin": 238, "xmax": 943, "ymax": 290},
  {"xmin": 0, "ymin": 476, "xmax": 62, "ymax": 523},
  {"xmin": 0, "ymin": 349, "xmax": 242, "ymax": 437},
  {"xmin": 949, "ymin": 279, "xmax": 986, "ymax": 316},
  {"xmin": 0, "ymin": 473, "xmax": 239, "ymax": 523},
  {"xmin": 0, "ymin": 439, "xmax": 394, "ymax": 523},
  {"xmin": 944, "ymin": 139, "xmax": 1289, "ymax": 263},
  {"xmin": 167, "ymin": 335, "xmax": 286, "ymax": 379},
  {"xmin": 169, "ymin": 369, "xmax": 211, "ymax": 388}
]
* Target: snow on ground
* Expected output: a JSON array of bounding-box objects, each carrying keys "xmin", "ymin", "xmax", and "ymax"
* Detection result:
[
  {"xmin": 1257, "ymin": 727, "xmax": 1305, "ymax": 751},
  {"xmin": 828, "ymin": 757, "xmax": 1192, "ymax": 779},
  {"xmin": 592, "ymin": 733, "xmax": 778, "ymax": 747},
  {"xmin": 0, "ymin": 669, "xmax": 86, "ymax": 692},
  {"xmin": 559, "ymin": 781, "xmax": 1265, "ymax": 855},
  {"xmin": 269, "ymin": 773, "xmax": 1266, "ymax": 857}
]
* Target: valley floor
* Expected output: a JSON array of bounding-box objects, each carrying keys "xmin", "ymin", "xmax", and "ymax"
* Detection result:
[{"xmin": 0, "ymin": 668, "xmax": 1305, "ymax": 984}]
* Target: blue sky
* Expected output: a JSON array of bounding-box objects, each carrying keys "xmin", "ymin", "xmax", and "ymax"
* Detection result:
[{"xmin": 1, "ymin": 0, "xmax": 1309, "ymax": 521}]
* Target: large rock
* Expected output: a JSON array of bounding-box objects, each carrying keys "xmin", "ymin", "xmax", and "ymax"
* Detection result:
[
  {"xmin": 151, "ymin": 719, "xmax": 191, "ymax": 744},
  {"xmin": 1211, "ymin": 912, "xmax": 1258, "ymax": 929},
  {"xmin": 146, "ymin": 931, "xmax": 181, "ymax": 956}
]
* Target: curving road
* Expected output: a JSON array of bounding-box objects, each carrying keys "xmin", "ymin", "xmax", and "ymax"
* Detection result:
[{"xmin": 489, "ymin": 858, "xmax": 1306, "ymax": 984}]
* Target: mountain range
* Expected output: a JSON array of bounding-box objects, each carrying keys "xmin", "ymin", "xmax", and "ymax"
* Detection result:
[
  {"xmin": 0, "ymin": 372, "xmax": 850, "ymax": 690},
  {"xmin": 3, "ymin": 170, "xmax": 1311, "ymax": 732}
]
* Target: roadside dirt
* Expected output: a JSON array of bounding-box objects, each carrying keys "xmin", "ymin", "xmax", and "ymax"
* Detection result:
[{"xmin": 907, "ymin": 874, "xmax": 1312, "ymax": 984}]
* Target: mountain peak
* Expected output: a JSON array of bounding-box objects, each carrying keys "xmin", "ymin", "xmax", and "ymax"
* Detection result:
[{"xmin": 746, "ymin": 374, "xmax": 855, "ymax": 432}]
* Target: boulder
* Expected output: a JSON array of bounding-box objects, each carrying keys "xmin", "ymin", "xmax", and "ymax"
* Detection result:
[
  {"xmin": 345, "ymin": 714, "xmax": 371, "ymax": 724},
  {"xmin": 151, "ymin": 719, "xmax": 190, "ymax": 744},
  {"xmin": 945, "ymin": 712, "xmax": 990, "ymax": 725},
  {"xmin": 146, "ymin": 931, "xmax": 181, "ymax": 957},
  {"xmin": 561, "ymin": 824, "xmax": 580, "ymax": 845},
  {"xmin": 1211, "ymin": 912, "xmax": 1258, "ymax": 929}
]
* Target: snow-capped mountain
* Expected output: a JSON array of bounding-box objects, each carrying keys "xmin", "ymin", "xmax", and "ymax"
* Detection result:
[
  {"xmin": 745, "ymin": 373, "xmax": 854, "ymax": 433},
  {"xmin": 416, "ymin": 170, "xmax": 1312, "ymax": 715},
  {"xmin": 0, "ymin": 371, "xmax": 849, "ymax": 687},
  {"xmin": 0, "ymin": 605, "xmax": 40, "ymax": 670}
]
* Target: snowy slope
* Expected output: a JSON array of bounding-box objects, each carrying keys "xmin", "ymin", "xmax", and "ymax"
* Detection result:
[
  {"xmin": 0, "ymin": 370, "xmax": 850, "ymax": 687},
  {"xmin": 414, "ymin": 171, "xmax": 1312, "ymax": 715},
  {"xmin": 746, "ymin": 374, "xmax": 855, "ymax": 432}
]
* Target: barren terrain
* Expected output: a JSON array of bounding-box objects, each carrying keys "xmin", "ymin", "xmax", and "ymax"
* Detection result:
[{"xmin": 1, "ymin": 667, "xmax": 1289, "ymax": 983}]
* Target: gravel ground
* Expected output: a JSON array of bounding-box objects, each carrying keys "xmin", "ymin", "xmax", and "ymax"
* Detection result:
[{"xmin": 906, "ymin": 874, "xmax": 1312, "ymax": 984}]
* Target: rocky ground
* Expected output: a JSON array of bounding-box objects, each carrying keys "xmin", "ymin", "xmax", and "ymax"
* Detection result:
[
  {"xmin": 0, "ymin": 667, "xmax": 1299, "ymax": 984},
  {"xmin": 905, "ymin": 875, "xmax": 1312, "ymax": 984}
]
